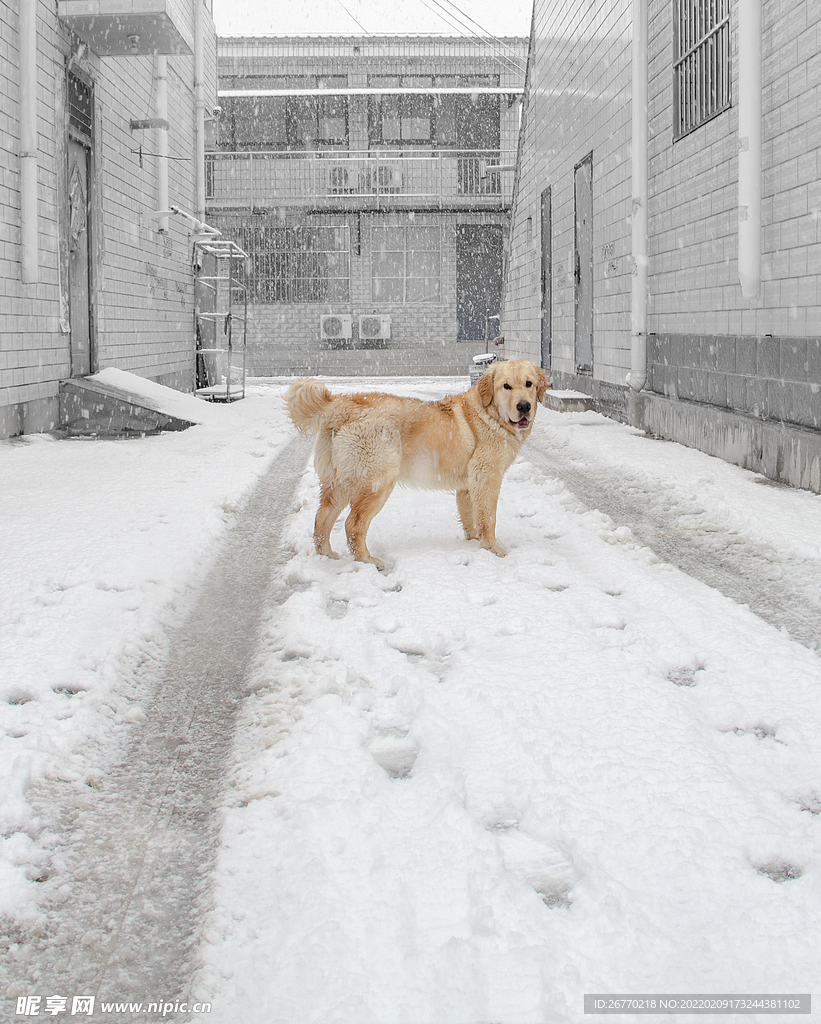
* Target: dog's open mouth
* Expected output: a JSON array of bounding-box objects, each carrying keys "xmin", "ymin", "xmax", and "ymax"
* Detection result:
[{"xmin": 512, "ymin": 416, "xmax": 530, "ymax": 428}]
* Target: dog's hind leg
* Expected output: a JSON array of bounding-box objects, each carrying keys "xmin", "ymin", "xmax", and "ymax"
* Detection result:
[
  {"xmin": 314, "ymin": 482, "xmax": 348, "ymax": 559},
  {"xmin": 345, "ymin": 482, "xmax": 396, "ymax": 570}
]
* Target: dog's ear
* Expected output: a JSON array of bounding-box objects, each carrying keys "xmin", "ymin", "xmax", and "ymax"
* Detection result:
[
  {"xmin": 534, "ymin": 365, "xmax": 550, "ymax": 401},
  {"xmin": 477, "ymin": 365, "xmax": 496, "ymax": 407}
]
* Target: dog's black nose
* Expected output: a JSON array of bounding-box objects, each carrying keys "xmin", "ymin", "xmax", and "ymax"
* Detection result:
[{"xmin": 517, "ymin": 400, "xmax": 531, "ymax": 415}]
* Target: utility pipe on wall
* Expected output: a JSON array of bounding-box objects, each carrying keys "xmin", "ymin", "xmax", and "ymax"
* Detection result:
[
  {"xmin": 738, "ymin": 0, "xmax": 762, "ymax": 300},
  {"xmin": 156, "ymin": 55, "xmax": 169, "ymax": 233},
  {"xmin": 627, "ymin": 0, "xmax": 648, "ymax": 392},
  {"xmin": 194, "ymin": 0, "xmax": 206, "ymax": 221},
  {"xmin": 20, "ymin": 0, "xmax": 39, "ymax": 283}
]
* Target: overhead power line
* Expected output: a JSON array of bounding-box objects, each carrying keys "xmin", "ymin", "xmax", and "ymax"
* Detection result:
[
  {"xmin": 435, "ymin": 0, "xmax": 527, "ymax": 70},
  {"xmin": 412, "ymin": 0, "xmax": 526, "ymax": 75},
  {"xmin": 331, "ymin": 0, "xmax": 393, "ymax": 57}
]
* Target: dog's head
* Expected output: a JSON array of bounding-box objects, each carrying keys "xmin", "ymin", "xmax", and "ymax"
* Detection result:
[{"xmin": 476, "ymin": 360, "xmax": 550, "ymax": 431}]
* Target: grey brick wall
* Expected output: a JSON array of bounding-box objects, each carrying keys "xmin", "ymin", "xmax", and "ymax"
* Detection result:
[
  {"xmin": 215, "ymin": 209, "xmax": 508, "ymax": 377},
  {"xmin": 649, "ymin": 334, "xmax": 821, "ymax": 430}
]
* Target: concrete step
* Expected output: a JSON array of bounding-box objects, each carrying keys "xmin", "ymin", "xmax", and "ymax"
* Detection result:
[
  {"xmin": 543, "ymin": 389, "xmax": 595, "ymax": 413},
  {"xmin": 59, "ymin": 376, "xmax": 198, "ymax": 437}
]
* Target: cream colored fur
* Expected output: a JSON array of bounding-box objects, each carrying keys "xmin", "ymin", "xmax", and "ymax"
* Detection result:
[{"xmin": 285, "ymin": 360, "xmax": 549, "ymax": 569}]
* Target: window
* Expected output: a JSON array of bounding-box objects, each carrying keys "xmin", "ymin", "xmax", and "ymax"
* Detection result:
[
  {"xmin": 371, "ymin": 225, "xmax": 440, "ymax": 303},
  {"xmin": 369, "ymin": 77, "xmax": 433, "ymax": 146},
  {"xmin": 368, "ymin": 76, "xmax": 499, "ymax": 150},
  {"xmin": 232, "ymin": 222, "xmax": 350, "ymax": 303},
  {"xmin": 673, "ymin": 0, "xmax": 731, "ymax": 139},
  {"xmin": 218, "ymin": 77, "xmax": 348, "ymax": 150}
]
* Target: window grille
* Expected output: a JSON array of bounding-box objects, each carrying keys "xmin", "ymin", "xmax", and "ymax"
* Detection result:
[
  {"xmin": 673, "ymin": 0, "xmax": 731, "ymax": 139},
  {"xmin": 68, "ymin": 74, "xmax": 93, "ymax": 140},
  {"xmin": 371, "ymin": 225, "xmax": 441, "ymax": 303},
  {"xmin": 367, "ymin": 75, "xmax": 499, "ymax": 150},
  {"xmin": 218, "ymin": 77, "xmax": 348, "ymax": 150},
  {"xmin": 229, "ymin": 222, "xmax": 350, "ymax": 303}
]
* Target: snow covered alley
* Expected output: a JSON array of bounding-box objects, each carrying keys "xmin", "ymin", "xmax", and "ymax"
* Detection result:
[{"xmin": 2, "ymin": 375, "xmax": 821, "ymax": 1024}]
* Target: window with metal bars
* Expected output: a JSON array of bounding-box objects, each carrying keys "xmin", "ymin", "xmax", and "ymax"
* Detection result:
[
  {"xmin": 218, "ymin": 77, "xmax": 348, "ymax": 151},
  {"xmin": 371, "ymin": 225, "xmax": 441, "ymax": 303},
  {"xmin": 230, "ymin": 222, "xmax": 350, "ymax": 303},
  {"xmin": 68, "ymin": 73, "xmax": 93, "ymax": 140},
  {"xmin": 673, "ymin": 0, "xmax": 731, "ymax": 140}
]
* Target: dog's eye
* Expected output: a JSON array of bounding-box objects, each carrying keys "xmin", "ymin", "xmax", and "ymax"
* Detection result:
[
  {"xmin": 503, "ymin": 383, "xmax": 512, "ymax": 390},
  {"xmin": 526, "ymin": 381, "xmax": 533, "ymax": 387}
]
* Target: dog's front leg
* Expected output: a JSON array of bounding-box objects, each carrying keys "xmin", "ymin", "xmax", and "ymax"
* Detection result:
[
  {"xmin": 456, "ymin": 488, "xmax": 478, "ymax": 540},
  {"xmin": 467, "ymin": 467, "xmax": 506, "ymax": 557}
]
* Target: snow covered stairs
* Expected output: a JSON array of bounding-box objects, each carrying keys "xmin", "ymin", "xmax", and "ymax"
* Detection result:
[
  {"xmin": 543, "ymin": 388, "xmax": 595, "ymax": 413},
  {"xmin": 59, "ymin": 376, "xmax": 197, "ymax": 437}
]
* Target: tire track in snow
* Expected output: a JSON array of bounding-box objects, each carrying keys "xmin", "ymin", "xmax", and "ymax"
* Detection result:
[
  {"xmin": 2, "ymin": 433, "xmax": 311, "ymax": 1022},
  {"xmin": 524, "ymin": 435, "xmax": 821, "ymax": 651}
]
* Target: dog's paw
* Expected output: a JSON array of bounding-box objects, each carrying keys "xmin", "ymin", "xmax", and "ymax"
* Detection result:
[
  {"xmin": 315, "ymin": 544, "xmax": 340, "ymax": 560},
  {"xmin": 355, "ymin": 553, "xmax": 386, "ymax": 571},
  {"xmin": 481, "ymin": 540, "xmax": 507, "ymax": 557}
]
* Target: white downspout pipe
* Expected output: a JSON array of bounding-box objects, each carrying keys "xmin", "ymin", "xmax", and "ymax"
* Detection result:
[
  {"xmin": 194, "ymin": 0, "xmax": 206, "ymax": 221},
  {"xmin": 738, "ymin": 0, "xmax": 762, "ymax": 299},
  {"xmin": 156, "ymin": 56, "xmax": 169, "ymax": 233},
  {"xmin": 627, "ymin": 0, "xmax": 648, "ymax": 392},
  {"xmin": 20, "ymin": 0, "xmax": 39, "ymax": 283}
]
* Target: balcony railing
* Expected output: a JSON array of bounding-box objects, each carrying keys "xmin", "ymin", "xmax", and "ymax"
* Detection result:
[{"xmin": 205, "ymin": 150, "xmax": 514, "ymax": 210}]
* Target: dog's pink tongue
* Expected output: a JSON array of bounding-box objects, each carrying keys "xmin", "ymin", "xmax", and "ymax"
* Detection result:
[{"xmin": 517, "ymin": 417, "xmax": 529, "ymax": 428}]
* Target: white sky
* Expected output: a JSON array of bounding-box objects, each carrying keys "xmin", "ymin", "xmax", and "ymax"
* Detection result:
[{"xmin": 213, "ymin": 0, "xmax": 533, "ymax": 39}]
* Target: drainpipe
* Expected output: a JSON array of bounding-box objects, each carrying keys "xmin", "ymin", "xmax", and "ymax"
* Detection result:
[
  {"xmin": 627, "ymin": 0, "xmax": 648, "ymax": 392},
  {"xmin": 738, "ymin": 0, "xmax": 762, "ymax": 299},
  {"xmin": 194, "ymin": 0, "xmax": 206, "ymax": 220},
  {"xmin": 156, "ymin": 55, "xmax": 169, "ymax": 233},
  {"xmin": 20, "ymin": 0, "xmax": 39, "ymax": 283}
]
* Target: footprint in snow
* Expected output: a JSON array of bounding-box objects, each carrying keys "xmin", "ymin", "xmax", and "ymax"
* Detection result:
[
  {"xmin": 667, "ymin": 667, "xmax": 700, "ymax": 687},
  {"xmin": 367, "ymin": 731, "xmax": 419, "ymax": 779},
  {"xmin": 757, "ymin": 861, "xmax": 802, "ymax": 883},
  {"xmin": 491, "ymin": 826, "xmax": 577, "ymax": 908}
]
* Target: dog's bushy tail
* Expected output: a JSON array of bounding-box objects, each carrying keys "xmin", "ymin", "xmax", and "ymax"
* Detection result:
[{"xmin": 285, "ymin": 377, "xmax": 334, "ymax": 434}]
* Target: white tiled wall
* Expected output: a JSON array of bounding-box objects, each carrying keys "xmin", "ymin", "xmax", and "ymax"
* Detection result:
[
  {"xmin": 503, "ymin": 0, "xmax": 821, "ymax": 387},
  {"xmin": 502, "ymin": 0, "xmax": 633, "ymax": 386},
  {"xmin": 0, "ymin": 0, "xmax": 218, "ymax": 436}
]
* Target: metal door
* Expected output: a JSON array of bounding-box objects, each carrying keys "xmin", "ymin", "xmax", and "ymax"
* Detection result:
[
  {"xmin": 456, "ymin": 225, "xmax": 503, "ymax": 341},
  {"xmin": 540, "ymin": 186, "xmax": 552, "ymax": 370},
  {"xmin": 68, "ymin": 139, "xmax": 91, "ymax": 375},
  {"xmin": 574, "ymin": 153, "xmax": 593, "ymax": 374}
]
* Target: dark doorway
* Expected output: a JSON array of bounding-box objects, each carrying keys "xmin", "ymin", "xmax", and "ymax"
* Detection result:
[
  {"xmin": 67, "ymin": 73, "xmax": 94, "ymax": 377},
  {"xmin": 574, "ymin": 152, "xmax": 593, "ymax": 374},
  {"xmin": 456, "ymin": 225, "xmax": 503, "ymax": 342},
  {"xmin": 540, "ymin": 187, "xmax": 552, "ymax": 370}
]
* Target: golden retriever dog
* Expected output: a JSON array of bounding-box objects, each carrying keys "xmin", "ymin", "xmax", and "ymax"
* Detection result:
[{"xmin": 285, "ymin": 360, "xmax": 549, "ymax": 569}]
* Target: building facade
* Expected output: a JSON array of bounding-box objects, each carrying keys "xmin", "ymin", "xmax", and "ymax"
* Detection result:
[
  {"xmin": 1, "ymin": 0, "xmax": 219, "ymax": 438},
  {"xmin": 208, "ymin": 36, "xmax": 527, "ymax": 376},
  {"xmin": 503, "ymin": 0, "xmax": 821, "ymax": 491}
]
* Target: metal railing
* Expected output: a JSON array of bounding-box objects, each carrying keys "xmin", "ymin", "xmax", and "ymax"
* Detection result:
[{"xmin": 205, "ymin": 149, "xmax": 514, "ymax": 208}]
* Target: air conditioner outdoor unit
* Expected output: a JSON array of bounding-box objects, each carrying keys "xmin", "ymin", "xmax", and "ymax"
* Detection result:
[
  {"xmin": 371, "ymin": 165, "xmax": 404, "ymax": 193},
  {"xmin": 320, "ymin": 314, "xmax": 353, "ymax": 340},
  {"xmin": 328, "ymin": 165, "xmax": 358, "ymax": 193},
  {"xmin": 359, "ymin": 314, "xmax": 392, "ymax": 341}
]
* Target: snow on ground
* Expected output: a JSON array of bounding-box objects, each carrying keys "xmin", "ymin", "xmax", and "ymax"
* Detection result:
[
  {"xmin": 0, "ymin": 373, "xmax": 293, "ymax": 924},
  {"xmin": 2, "ymin": 373, "xmax": 821, "ymax": 1024},
  {"xmin": 190, "ymin": 383, "xmax": 821, "ymax": 1024}
]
